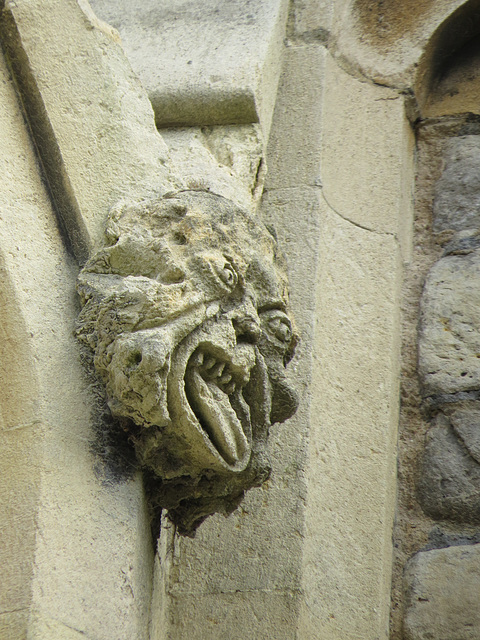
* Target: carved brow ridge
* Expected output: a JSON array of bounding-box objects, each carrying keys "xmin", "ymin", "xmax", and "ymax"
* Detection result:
[{"xmin": 257, "ymin": 302, "xmax": 288, "ymax": 314}]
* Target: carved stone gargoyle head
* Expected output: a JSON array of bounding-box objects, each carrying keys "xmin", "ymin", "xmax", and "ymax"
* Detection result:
[{"xmin": 77, "ymin": 190, "xmax": 298, "ymax": 534}]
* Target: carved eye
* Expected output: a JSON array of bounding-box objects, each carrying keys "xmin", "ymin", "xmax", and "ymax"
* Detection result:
[
  {"xmin": 219, "ymin": 262, "xmax": 238, "ymax": 289},
  {"xmin": 262, "ymin": 311, "xmax": 293, "ymax": 344}
]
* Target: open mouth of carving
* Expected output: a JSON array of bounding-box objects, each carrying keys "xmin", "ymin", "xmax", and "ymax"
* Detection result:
[{"xmin": 184, "ymin": 347, "xmax": 252, "ymax": 467}]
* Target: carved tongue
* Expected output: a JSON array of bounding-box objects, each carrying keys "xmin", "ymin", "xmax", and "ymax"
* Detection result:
[{"xmin": 186, "ymin": 367, "xmax": 248, "ymax": 465}]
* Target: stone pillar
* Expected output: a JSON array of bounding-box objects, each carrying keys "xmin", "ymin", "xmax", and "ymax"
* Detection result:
[
  {"xmin": 0, "ymin": 0, "xmax": 177, "ymax": 636},
  {"xmin": 286, "ymin": 13, "xmax": 413, "ymax": 640},
  {"xmin": 147, "ymin": 1, "xmax": 414, "ymax": 637},
  {"xmin": 1, "ymin": 1, "xmax": 420, "ymax": 638},
  {"xmin": 0, "ymin": 42, "xmax": 153, "ymax": 640}
]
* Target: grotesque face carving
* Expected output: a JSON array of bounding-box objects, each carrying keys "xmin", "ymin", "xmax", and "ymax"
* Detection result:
[{"xmin": 77, "ymin": 191, "xmax": 298, "ymax": 534}]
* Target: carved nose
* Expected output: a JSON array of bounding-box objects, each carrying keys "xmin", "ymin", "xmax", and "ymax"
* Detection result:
[
  {"xmin": 234, "ymin": 315, "xmax": 261, "ymax": 343},
  {"xmin": 232, "ymin": 297, "xmax": 261, "ymax": 343}
]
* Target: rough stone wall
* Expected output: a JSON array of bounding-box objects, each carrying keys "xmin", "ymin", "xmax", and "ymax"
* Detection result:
[
  {"xmin": 393, "ymin": 118, "xmax": 480, "ymax": 640},
  {"xmin": 390, "ymin": 120, "xmax": 450, "ymax": 640}
]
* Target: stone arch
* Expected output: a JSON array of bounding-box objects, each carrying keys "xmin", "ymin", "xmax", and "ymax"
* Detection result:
[
  {"xmin": 332, "ymin": 0, "xmax": 480, "ymax": 92},
  {"xmin": 414, "ymin": 0, "xmax": 480, "ymax": 116}
]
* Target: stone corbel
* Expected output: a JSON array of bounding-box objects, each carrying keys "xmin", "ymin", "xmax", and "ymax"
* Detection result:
[
  {"xmin": 76, "ymin": 189, "xmax": 298, "ymax": 534},
  {"xmin": 1, "ymin": 0, "xmax": 296, "ymax": 534}
]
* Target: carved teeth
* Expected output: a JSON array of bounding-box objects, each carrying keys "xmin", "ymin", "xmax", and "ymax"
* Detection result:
[
  {"xmin": 204, "ymin": 356, "xmax": 217, "ymax": 370},
  {"xmin": 225, "ymin": 381, "xmax": 236, "ymax": 395},
  {"xmin": 191, "ymin": 350, "xmax": 245, "ymax": 395},
  {"xmin": 219, "ymin": 372, "xmax": 232, "ymax": 385},
  {"xmin": 212, "ymin": 362, "xmax": 226, "ymax": 377}
]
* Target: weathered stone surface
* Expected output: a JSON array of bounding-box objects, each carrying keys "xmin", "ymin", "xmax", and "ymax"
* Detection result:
[
  {"xmin": 418, "ymin": 411, "xmax": 480, "ymax": 523},
  {"xmin": 433, "ymin": 136, "xmax": 480, "ymax": 233},
  {"xmin": 77, "ymin": 190, "xmax": 298, "ymax": 534},
  {"xmin": 1, "ymin": 0, "xmax": 178, "ymax": 262},
  {"xmin": 418, "ymin": 249, "xmax": 480, "ymax": 397},
  {"xmin": 297, "ymin": 199, "xmax": 402, "ymax": 640},
  {"xmin": 89, "ymin": 0, "xmax": 289, "ymax": 134},
  {"xmin": 28, "ymin": 615, "xmax": 94, "ymax": 640},
  {"xmin": 265, "ymin": 44, "xmax": 326, "ymax": 190},
  {"xmin": 289, "ymin": 0, "xmax": 333, "ymax": 35},
  {"xmin": 331, "ymin": 0, "xmax": 470, "ymax": 93},
  {"xmin": 0, "ymin": 36, "xmax": 153, "ymax": 640},
  {"xmin": 443, "ymin": 230, "xmax": 480, "ymax": 256},
  {"xmin": 162, "ymin": 125, "xmax": 265, "ymax": 213},
  {"xmin": 167, "ymin": 591, "xmax": 299, "ymax": 640},
  {"xmin": 451, "ymin": 403, "xmax": 480, "ymax": 465},
  {"xmin": 425, "ymin": 42, "xmax": 480, "ymax": 118},
  {"xmin": 321, "ymin": 52, "xmax": 415, "ymax": 247},
  {"xmin": 404, "ymin": 544, "xmax": 480, "ymax": 640}
]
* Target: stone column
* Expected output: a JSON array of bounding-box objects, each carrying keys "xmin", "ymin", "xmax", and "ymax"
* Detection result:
[
  {"xmin": 146, "ymin": 0, "xmax": 414, "ymax": 637},
  {"xmin": 0, "ymin": 0, "xmax": 177, "ymax": 637},
  {"xmin": 0, "ymin": 42, "xmax": 154, "ymax": 640}
]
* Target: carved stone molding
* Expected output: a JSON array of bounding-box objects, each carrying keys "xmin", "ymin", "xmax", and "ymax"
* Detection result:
[{"xmin": 76, "ymin": 189, "xmax": 298, "ymax": 534}]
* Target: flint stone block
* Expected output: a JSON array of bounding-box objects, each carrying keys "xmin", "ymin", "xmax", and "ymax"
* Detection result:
[
  {"xmin": 404, "ymin": 544, "xmax": 480, "ymax": 640},
  {"xmin": 451, "ymin": 404, "xmax": 480, "ymax": 465},
  {"xmin": 434, "ymin": 136, "xmax": 480, "ymax": 233},
  {"xmin": 418, "ymin": 411, "xmax": 480, "ymax": 523},
  {"xmin": 419, "ymin": 250, "xmax": 480, "ymax": 397}
]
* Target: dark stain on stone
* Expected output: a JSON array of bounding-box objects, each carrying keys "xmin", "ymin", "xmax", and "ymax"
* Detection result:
[
  {"xmin": 353, "ymin": 0, "xmax": 438, "ymax": 45},
  {"xmin": 425, "ymin": 525, "xmax": 480, "ymax": 550}
]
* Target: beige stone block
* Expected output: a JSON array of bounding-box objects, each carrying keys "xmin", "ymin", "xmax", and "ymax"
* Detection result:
[
  {"xmin": 150, "ymin": 525, "xmax": 174, "ymax": 640},
  {"xmin": 1, "ymin": 0, "xmax": 178, "ymax": 262},
  {"xmin": 0, "ymin": 261, "xmax": 39, "ymax": 431},
  {"xmin": 297, "ymin": 202, "xmax": 401, "ymax": 639},
  {"xmin": 90, "ymin": 0, "xmax": 289, "ymax": 136},
  {"xmin": 167, "ymin": 591, "xmax": 299, "ymax": 640},
  {"xmin": 167, "ymin": 471, "xmax": 304, "ymax": 596},
  {"xmin": 28, "ymin": 614, "xmax": 95, "ymax": 640},
  {"xmin": 404, "ymin": 544, "xmax": 480, "ymax": 640},
  {"xmin": 0, "ymin": 425, "xmax": 42, "ymax": 619},
  {"xmin": 265, "ymin": 44, "xmax": 326, "ymax": 190},
  {"xmin": 291, "ymin": 0, "xmax": 333, "ymax": 34},
  {"xmin": 0, "ymin": 610, "xmax": 29, "ymax": 640},
  {"xmin": 0, "ymin": 44, "xmax": 153, "ymax": 640},
  {"xmin": 260, "ymin": 187, "xmax": 323, "ymax": 335},
  {"xmin": 321, "ymin": 52, "xmax": 414, "ymax": 245},
  {"xmin": 162, "ymin": 124, "xmax": 265, "ymax": 213}
]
